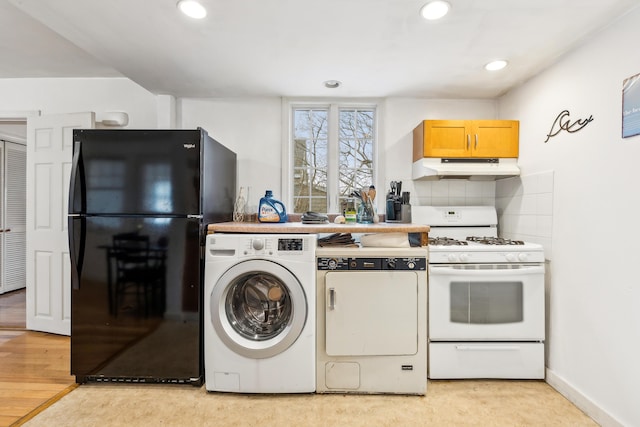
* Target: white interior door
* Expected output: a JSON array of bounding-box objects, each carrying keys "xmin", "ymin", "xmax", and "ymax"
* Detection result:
[
  {"xmin": 26, "ymin": 112, "xmax": 95, "ymax": 335},
  {"xmin": 0, "ymin": 142, "xmax": 4, "ymax": 294},
  {"xmin": 1, "ymin": 141, "xmax": 27, "ymax": 294}
]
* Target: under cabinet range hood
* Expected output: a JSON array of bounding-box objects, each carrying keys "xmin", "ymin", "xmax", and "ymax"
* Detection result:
[{"xmin": 411, "ymin": 158, "xmax": 520, "ymax": 181}]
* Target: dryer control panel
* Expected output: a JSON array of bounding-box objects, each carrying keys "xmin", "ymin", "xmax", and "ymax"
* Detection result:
[{"xmin": 317, "ymin": 256, "xmax": 426, "ymax": 271}]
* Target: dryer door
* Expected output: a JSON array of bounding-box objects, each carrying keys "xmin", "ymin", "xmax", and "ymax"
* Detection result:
[{"xmin": 210, "ymin": 259, "xmax": 308, "ymax": 359}]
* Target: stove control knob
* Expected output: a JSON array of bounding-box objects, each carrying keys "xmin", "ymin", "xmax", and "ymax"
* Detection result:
[
  {"xmin": 518, "ymin": 253, "xmax": 528, "ymax": 262},
  {"xmin": 328, "ymin": 259, "xmax": 338, "ymax": 270},
  {"xmin": 252, "ymin": 239, "xmax": 264, "ymax": 251},
  {"xmin": 447, "ymin": 254, "xmax": 459, "ymax": 262},
  {"xmin": 505, "ymin": 253, "xmax": 517, "ymax": 262},
  {"xmin": 387, "ymin": 259, "xmax": 397, "ymax": 270},
  {"xmin": 459, "ymin": 253, "xmax": 469, "ymax": 262},
  {"xmin": 407, "ymin": 261, "xmax": 416, "ymax": 269}
]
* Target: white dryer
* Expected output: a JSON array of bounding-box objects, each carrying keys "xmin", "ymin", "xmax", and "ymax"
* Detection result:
[
  {"xmin": 316, "ymin": 246, "xmax": 428, "ymax": 395},
  {"xmin": 204, "ymin": 233, "xmax": 316, "ymax": 393}
]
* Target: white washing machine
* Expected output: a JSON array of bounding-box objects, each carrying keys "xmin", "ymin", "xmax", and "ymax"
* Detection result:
[{"xmin": 204, "ymin": 233, "xmax": 316, "ymax": 393}]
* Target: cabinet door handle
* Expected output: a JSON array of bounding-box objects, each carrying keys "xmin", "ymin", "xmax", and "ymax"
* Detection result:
[
  {"xmin": 0, "ymin": 228, "xmax": 10, "ymax": 233},
  {"xmin": 328, "ymin": 288, "xmax": 336, "ymax": 310},
  {"xmin": 466, "ymin": 134, "xmax": 470, "ymax": 150},
  {"xmin": 475, "ymin": 134, "xmax": 478, "ymax": 149}
]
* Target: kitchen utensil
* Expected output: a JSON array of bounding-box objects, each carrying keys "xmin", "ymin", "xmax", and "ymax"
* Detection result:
[
  {"xmin": 368, "ymin": 185, "xmax": 376, "ymax": 202},
  {"xmin": 402, "ymin": 191, "xmax": 410, "ymax": 205},
  {"xmin": 367, "ymin": 185, "xmax": 378, "ymax": 223}
]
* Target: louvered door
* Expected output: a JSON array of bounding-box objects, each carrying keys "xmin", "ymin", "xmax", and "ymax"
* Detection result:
[{"xmin": 0, "ymin": 141, "xmax": 26, "ymax": 294}]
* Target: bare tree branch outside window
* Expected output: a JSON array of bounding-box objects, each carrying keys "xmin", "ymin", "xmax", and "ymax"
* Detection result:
[{"xmin": 292, "ymin": 107, "xmax": 375, "ymax": 214}]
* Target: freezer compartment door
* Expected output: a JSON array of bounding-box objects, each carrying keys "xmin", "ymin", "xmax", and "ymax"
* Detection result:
[
  {"xmin": 70, "ymin": 129, "xmax": 202, "ymax": 215},
  {"xmin": 71, "ymin": 215, "xmax": 202, "ymax": 381}
]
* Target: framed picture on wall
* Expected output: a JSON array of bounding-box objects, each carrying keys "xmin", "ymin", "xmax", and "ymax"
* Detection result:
[{"xmin": 622, "ymin": 72, "xmax": 640, "ymax": 138}]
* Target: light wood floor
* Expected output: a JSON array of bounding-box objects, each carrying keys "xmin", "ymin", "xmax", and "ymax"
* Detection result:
[
  {"xmin": 0, "ymin": 289, "xmax": 26, "ymax": 330},
  {"xmin": 0, "ymin": 289, "xmax": 75, "ymax": 427}
]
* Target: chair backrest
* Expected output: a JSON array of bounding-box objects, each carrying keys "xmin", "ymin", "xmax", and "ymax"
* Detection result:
[
  {"xmin": 112, "ymin": 233, "xmax": 151, "ymax": 270},
  {"xmin": 113, "ymin": 233, "xmax": 150, "ymax": 251}
]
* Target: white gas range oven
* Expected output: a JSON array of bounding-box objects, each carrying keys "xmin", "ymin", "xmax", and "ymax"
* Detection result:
[{"xmin": 412, "ymin": 206, "xmax": 545, "ymax": 380}]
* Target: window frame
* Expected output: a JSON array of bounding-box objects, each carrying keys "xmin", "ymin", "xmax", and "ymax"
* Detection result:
[{"xmin": 282, "ymin": 98, "xmax": 381, "ymax": 214}]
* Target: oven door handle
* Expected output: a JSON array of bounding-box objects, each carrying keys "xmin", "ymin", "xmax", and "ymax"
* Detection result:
[{"xmin": 429, "ymin": 264, "xmax": 545, "ymax": 276}]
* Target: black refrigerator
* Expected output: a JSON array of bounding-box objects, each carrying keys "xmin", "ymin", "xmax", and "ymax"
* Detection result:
[{"xmin": 68, "ymin": 128, "xmax": 236, "ymax": 385}]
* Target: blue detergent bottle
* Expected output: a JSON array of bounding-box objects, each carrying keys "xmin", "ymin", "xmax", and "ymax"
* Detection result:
[{"xmin": 258, "ymin": 190, "xmax": 288, "ymax": 223}]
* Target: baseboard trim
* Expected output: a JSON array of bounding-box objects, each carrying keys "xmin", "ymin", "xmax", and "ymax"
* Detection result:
[{"xmin": 546, "ymin": 368, "xmax": 622, "ymax": 427}]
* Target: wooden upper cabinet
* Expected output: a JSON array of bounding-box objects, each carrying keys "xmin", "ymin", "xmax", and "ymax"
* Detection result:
[{"xmin": 413, "ymin": 120, "xmax": 519, "ymax": 160}]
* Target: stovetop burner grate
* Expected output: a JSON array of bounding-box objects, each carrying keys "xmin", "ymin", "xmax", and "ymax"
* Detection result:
[
  {"xmin": 466, "ymin": 236, "xmax": 525, "ymax": 245},
  {"xmin": 428, "ymin": 237, "xmax": 468, "ymax": 246},
  {"xmin": 429, "ymin": 236, "xmax": 528, "ymax": 246}
]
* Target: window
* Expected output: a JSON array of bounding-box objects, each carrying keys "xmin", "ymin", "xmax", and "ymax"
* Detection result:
[
  {"xmin": 143, "ymin": 163, "xmax": 173, "ymax": 213},
  {"xmin": 290, "ymin": 104, "xmax": 376, "ymax": 214},
  {"xmin": 86, "ymin": 159, "xmax": 125, "ymax": 212}
]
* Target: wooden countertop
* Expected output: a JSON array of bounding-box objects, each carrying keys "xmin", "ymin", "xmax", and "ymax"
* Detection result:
[
  {"xmin": 207, "ymin": 221, "xmax": 429, "ymax": 246},
  {"xmin": 207, "ymin": 221, "xmax": 429, "ymax": 234}
]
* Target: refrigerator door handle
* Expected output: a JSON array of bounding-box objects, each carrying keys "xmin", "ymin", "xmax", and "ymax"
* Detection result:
[
  {"xmin": 68, "ymin": 216, "xmax": 86, "ymax": 290},
  {"xmin": 68, "ymin": 140, "xmax": 83, "ymax": 213}
]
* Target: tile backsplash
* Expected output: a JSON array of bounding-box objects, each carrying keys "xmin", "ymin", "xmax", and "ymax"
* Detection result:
[
  {"xmin": 412, "ymin": 180, "xmax": 496, "ymax": 206},
  {"xmin": 495, "ymin": 171, "xmax": 554, "ymax": 260},
  {"xmin": 409, "ymin": 172, "xmax": 554, "ymax": 260}
]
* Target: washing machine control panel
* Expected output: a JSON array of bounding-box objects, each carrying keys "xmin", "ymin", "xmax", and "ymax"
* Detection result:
[
  {"xmin": 317, "ymin": 257, "xmax": 426, "ymax": 271},
  {"xmin": 244, "ymin": 237, "xmax": 309, "ymax": 256},
  {"xmin": 277, "ymin": 238, "xmax": 304, "ymax": 251},
  {"xmin": 252, "ymin": 238, "xmax": 265, "ymax": 251}
]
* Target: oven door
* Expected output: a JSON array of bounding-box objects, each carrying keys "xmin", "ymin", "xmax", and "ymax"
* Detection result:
[{"xmin": 429, "ymin": 263, "xmax": 545, "ymax": 341}]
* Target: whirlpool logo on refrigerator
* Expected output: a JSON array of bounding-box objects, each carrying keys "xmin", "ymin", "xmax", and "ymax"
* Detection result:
[{"xmin": 183, "ymin": 143, "xmax": 197, "ymax": 149}]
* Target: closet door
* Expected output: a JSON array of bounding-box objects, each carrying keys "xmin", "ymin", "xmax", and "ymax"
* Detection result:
[
  {"xmin": 0, "ymin": 142, "xmax": 3, "ymax": 293},
  {"xmin": 0, "ymin": 141, "xmax": 27, "ymax": 294}
]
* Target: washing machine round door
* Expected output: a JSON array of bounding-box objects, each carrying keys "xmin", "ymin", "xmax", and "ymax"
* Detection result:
[{"xmin": 210, "ymin": 259, "xmax": 307, "ymax": 359}]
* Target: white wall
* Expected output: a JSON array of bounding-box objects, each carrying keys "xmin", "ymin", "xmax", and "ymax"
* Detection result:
[
  {"xmin": 179, "ymin": 97, "xmax": 283, "ymax": 215},
  {"xmin": 178, "ymin": 97, "xmax": 499, "ymax": 214},
  {"xmin": 498, "ymin": 6, "xmax": 640, "ymax": 427},
  {"xmin": 0, "ymin": 78, "xmax": 158, "ymax": 128}
]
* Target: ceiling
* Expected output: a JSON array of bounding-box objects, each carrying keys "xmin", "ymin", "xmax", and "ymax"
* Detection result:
[{"xmin": 2, "ymin": 0, "xmax": 639, "ymax": 99}]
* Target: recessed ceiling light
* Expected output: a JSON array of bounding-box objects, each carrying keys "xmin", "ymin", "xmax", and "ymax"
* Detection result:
[
  {"xmin": 420, "ymin": 1, "xmax": 450, "ymax": 20},
  {"xmin": 324, "ymin": 80, "xmax": 342, "ymax": 89},
  {"xmin": 485, "ymin": 60, "xmax": 508, "ymax": 71},
  {"xmin": 177, "ymin": 0, "xmax": 207, "ymax": 19}
]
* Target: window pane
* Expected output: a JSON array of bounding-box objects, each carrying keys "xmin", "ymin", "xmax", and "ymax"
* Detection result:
[
  {"xmin": 86, "ymin": 159, "xmax": 125, "ymax": 213},
  {"xmin": 293, "ymin": 108, "xmax": 328, "ymax": 213},
  {"xmin": 339, "ymin": 108, "xmax": 374, "ymax": 197},
  {"xmin": 450, "ymin": 281, "xmax": 524, "ymax": 324},
  {"xmin": 143, "ymin": 163, "xmax": 172, "ymax": 213},
  {"xmin": 294, "ymin": 109, "xmax": 328, "ymax": 139}
]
